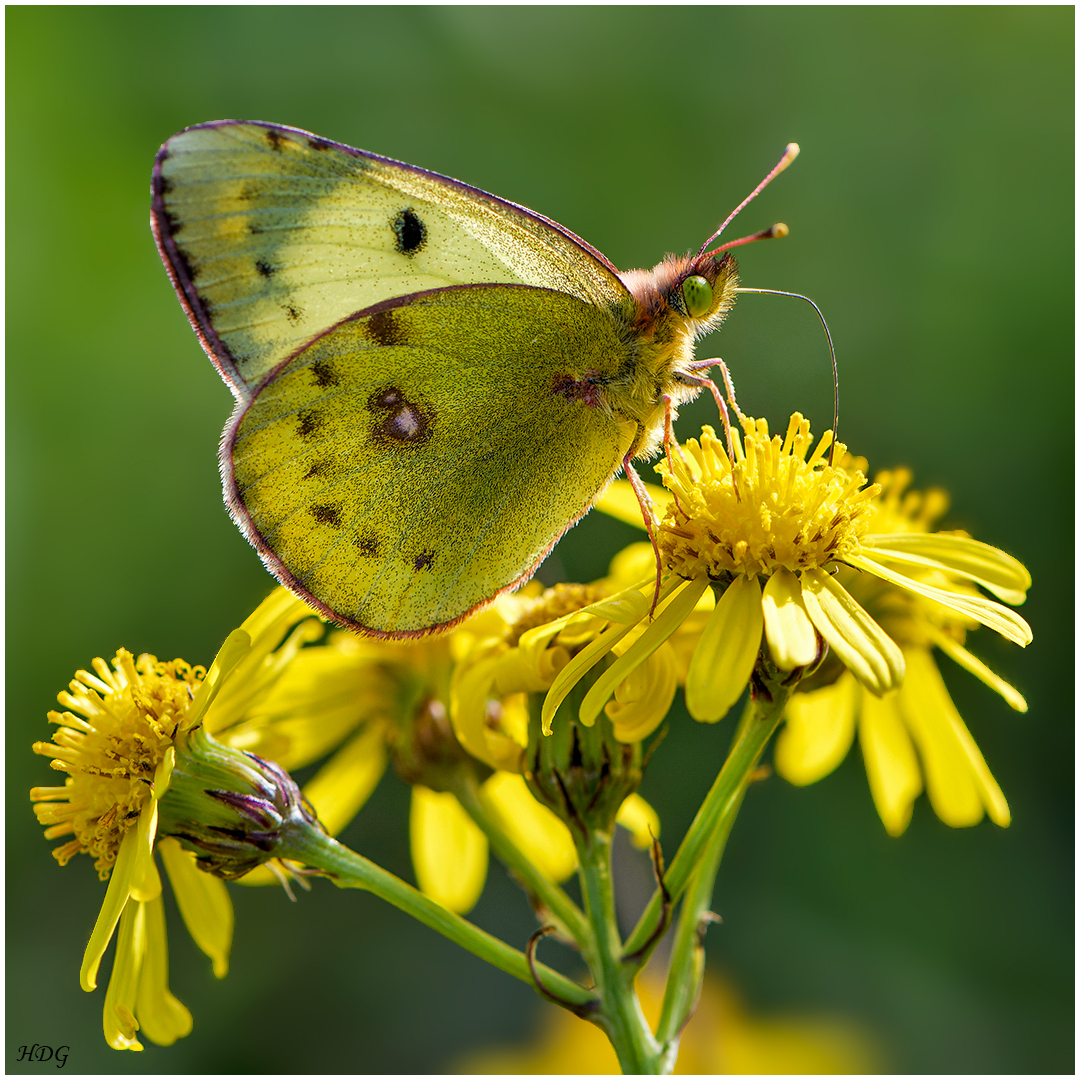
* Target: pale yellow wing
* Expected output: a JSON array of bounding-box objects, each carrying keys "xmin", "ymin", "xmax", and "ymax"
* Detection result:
[
  {"xmin": 224, "ymin": 285, "xmax": 636, "ymax": 636},
  {"xmin": 152, "ymin": 120, "xmax": 629, "ymax": 395}
]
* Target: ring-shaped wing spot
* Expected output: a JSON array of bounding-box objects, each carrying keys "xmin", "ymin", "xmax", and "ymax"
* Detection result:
[
  {"xmin": 225, "ymin": 285, "xmax": 636, "ymax": 636},
  {"xmin": 153, "ymin": 121, "xmax": 630, "ymax": 393}
]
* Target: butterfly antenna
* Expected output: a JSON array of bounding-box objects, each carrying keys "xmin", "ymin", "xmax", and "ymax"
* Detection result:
[
  {"xmin": 733, "ymin": 288, "xmax": 840, "ymax": 464},
  {"xmin": 698, "ymin": 143, "xmax": 800, "ymax": 259},
  {"xmin": 707, "ymin": 222, "xmax": 789, "ymax": 257}
]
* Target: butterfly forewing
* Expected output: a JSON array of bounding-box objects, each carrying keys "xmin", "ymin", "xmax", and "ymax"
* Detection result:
[
  {"xmin": 153, "ymin": 121, "xmax": 629, "ymax": 395},
  {"xmin": 225, "ymin": 285, "xmax": 634, "ymax": 636}
]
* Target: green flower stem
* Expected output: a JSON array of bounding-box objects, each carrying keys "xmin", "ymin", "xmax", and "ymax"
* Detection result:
[
  {"xmin": 280, "ymin": 826, "xmax": 594, "ymax": 1009},
  {"xmin": 450, "ymin": 770, "xmax": 591, "ymax": 947},
  {"xmin": 654, "ymin": 785, "xmax": 744, "ymax": 1048},
  {"xmin": 577, "ymin": 830, "xmax": 670, "ymax": 1075},
  {"xmin": 622, "ymin": 683, "xmax": 791, "ymax": 965}
]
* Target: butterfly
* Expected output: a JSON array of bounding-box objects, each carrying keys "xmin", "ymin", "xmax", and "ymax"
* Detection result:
[{"xmin": 152, "ymin": 121, "xmax": 797, "ymax": 638}]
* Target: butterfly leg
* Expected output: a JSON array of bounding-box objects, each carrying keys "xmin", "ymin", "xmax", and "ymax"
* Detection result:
[
  {"xmin": 688, "ymin": 357, "xmax": 745, "ymax": 419},
  {"xmin": 621, "ymin": 448, "xmax": 664, "ymax": 615},
  {"xmin": 660, "ymin": 395, "xmax": 689, "ymax": 519},
  {"xmin": 679, "ymin": 372, "xmax": 735, "ymax": 457}
]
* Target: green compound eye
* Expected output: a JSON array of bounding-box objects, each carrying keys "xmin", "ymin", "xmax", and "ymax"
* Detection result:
[{"xmin": 681, "ymin": 275, "xmax": 713, "ymax": 318}]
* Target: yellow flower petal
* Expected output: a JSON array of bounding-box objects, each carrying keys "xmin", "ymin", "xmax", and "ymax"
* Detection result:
[
  {"xmin": 81, "ymin": 822, "xmax": 142, "ymax": 991},
  {"xmin": 900, "ymin": 648, "xmax": 1009, "ymax": 827},
  {"xmin": 685, "ymin": 575, "xmax": 764, "ymax": 723},
  {"xmin": 800, "ymin": 568, "xmax": 905, "ymax": 695},
  {"xmin": 102, "ymin": 901, "xmax": 145, "ymax": 1051},
  {"xmin": 493, "ymin": 644, "xmax": 565, "ymax": 694},
  {"xmin": 410, "ymin": 786, "xmax": 488, "ymax": 914},
  {"xmin": 301, "ymin": 722, "xmax": 388, "ymax": 836},
  {"xmin": 897, "ymin": 648, "xmax": 984, "ymax": 828},
  {"xmin": 762, "ymin": 568, "xmax": 818, "ymax": 670},
  {"xmin": 774, "ymin": 673, "xmax": 858, "ymax": 786},
  {"xmin": 450, "ymin": 653, "xmax": 526, "ymax": 771},
  {"xmin": 865, "ymin": 533, "xmax": 1030, "ymax": 605},
  {"xmin": 518, "ymin": 582, "xmax": 652, "ymax": 657},
  {"xmin": 594, "ymin": 478, "xmax": 671, "ymax": 528},
  {"xmin": 128, "ymin": 845, "xmax": 162, "ymax": 904},
  {"xmin": 228, "ymin": 646, "xmax": 386, "ymax": 768},
  {"xmin": 846, "ymin": 552, "xmax": 1031, "ymax": 647},
  {"xmin": 606, "ymin": 641, "xmax": 678, "ymax": 743},
  {"xmin": 857, "ymin": 691, "xmax": 922, "ymax": 836},
  {"xmin": 239, "ymin": 585, "xmax": 313, "ymax": 642},
  {"xmin": 600, "ymin": 543, "xmax": 660, "ymax": 593},
  {"xmin": 926, "ymin": 627, "xmax": 1028, "ymax": 712},
  {"xmin": 581, "ymin": 577, "xmax": 708, "ymax": 727},
  {"xmin": 615, "ymin": 793, "xmax": 660, "ymax": 850},
  {"xmin": 135, "ymin": 894, "xmax": 193, "ymax": 1046},
  {"xmin": 151, "ymin": 746, "xmax": 175, "ymax": 801},
  {"xmin": 481, "ymin": 772, "xmax": 577, "ymax": 883},
  {"xmin": 184, "ymin": 628, "xmax": 251, "ymax": 732},
  {"xmin": 158, "ymin": 837, "xmax": 233, "ymax": 978},
  {"xmin": 540, "ymin": 620, "xmax": 636, "ymax": 736}
]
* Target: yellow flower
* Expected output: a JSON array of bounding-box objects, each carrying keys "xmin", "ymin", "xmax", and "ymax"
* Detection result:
[
  {"xmin": 592, "ymin": 414, "xmax": 1030, "ymax": 727},
  {"xmin": 216, "ymin": 588, "xmax": 646, "ymax": 915},
  {"xmin": 452, "ymin": 575, "xmax": 683, "ymax": 748},
  {"xmin": 458, "ymin": 971, "xmax": 880, "ymax": 1074},
  {"xmin": 29, "ymin": 589, "xmax": 315, "ymax": 1050},
  {"xmin": 775, "ymin": 470, "xmax": 1028, "ymax": 835}
]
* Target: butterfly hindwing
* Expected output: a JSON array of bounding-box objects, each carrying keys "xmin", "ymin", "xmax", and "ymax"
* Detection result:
[
  {"xmin": 225, "ymin": 285, "xmax": 636, "ymax": 636},
  {"xmin": 152, "ymin": 120, "xmax": 630, "ymax": 395}
]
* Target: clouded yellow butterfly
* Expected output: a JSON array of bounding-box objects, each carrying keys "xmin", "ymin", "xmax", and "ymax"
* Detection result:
[{"xmin": 152, "ymin": 121, "xmax": 796, "ymax": 637}]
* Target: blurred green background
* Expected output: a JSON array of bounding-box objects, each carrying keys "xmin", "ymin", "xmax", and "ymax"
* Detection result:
[{"xmin": 8, "ymin": 6, "xmax": 1072, "ymax": 1073}]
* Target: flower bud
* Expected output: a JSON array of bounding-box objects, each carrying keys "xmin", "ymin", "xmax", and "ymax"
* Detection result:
[
  {"xmin": 524, "ymin": 663, "xmax": 644, "ymax": 844},
  {"xmin": 157, "ymin": 725, "xmax": 323, "ymax": 880}
]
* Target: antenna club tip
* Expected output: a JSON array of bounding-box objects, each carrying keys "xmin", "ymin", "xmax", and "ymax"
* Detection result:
[
  {"xmin": 770, "ymin": 222, "xmax": 790, "ymax": 239},
  {"xmin": 776, "ymin": 143, "xmax": 800, "ymax": 173}
]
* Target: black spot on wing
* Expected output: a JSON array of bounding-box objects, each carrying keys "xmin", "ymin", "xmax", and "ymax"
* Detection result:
[
  {"xmin": 367, "ymin": 309, "xmax": 405, "ymax": 347},
  {"xmin": 392, "ymin": 207, "xmax": 427, "ymax": 257},
  {"xmin": 311, "ymin": 359, "xmax": 338, "ymax": 387},
  {"xmin": 413, "ymin": 549, "xmax": 435, "ymax": 571},
  {"xmin": 297, "ymin": 410, "xmax": 322, "ymax": 440},
  {"xmin": 152, "ymin": 172, "xmax": 172, "ymax": 199},
  {"xmin": 266, "ymin": 129, "xmax": 286, "ymax": 152},
  {"xmin": 255, "ymin": 259, "xmax": 275, "ymax": 278},
  {"xmin": 310, "ymin": 505, "xmax": 341, "ymax": 527},
  {"xmin": 356, "ymin": 535, "xmax": 381, "ymax": 557},
  {"xmin": 302, "ymin": 460, "xmax": 330, "ymax": 480},
  {"xmin": 284, "ymin": 303, "xmax": 303, "ymax": 324},
  {"xmin": 307, "ymin": 137, "xmax": 332, "ymax": 152}
]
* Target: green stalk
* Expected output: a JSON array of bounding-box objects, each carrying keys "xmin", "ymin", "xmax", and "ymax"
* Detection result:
[
  {"xmin": 577, "ymin": 829, "xmax": 669, "ymax": 1074},
  {"xmin": 280, "ymin": 826, "xmax": 594, "ymax": 1009},
  {"xmin": 622, "ymin": 684, "xmax": 791, "ymax": 964},
  {"xmin": 655, "ymin": 785, "xmax": 743, "ymax": 1048},
  {"xmin": 450, "ymin": 769, "xmax": 591, "ymax": 947}
]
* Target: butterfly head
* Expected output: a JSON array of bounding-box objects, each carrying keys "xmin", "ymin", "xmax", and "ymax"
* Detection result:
[{"xmin": 619, "ymin": 250, "xmax": 740, "ymax": 341}]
